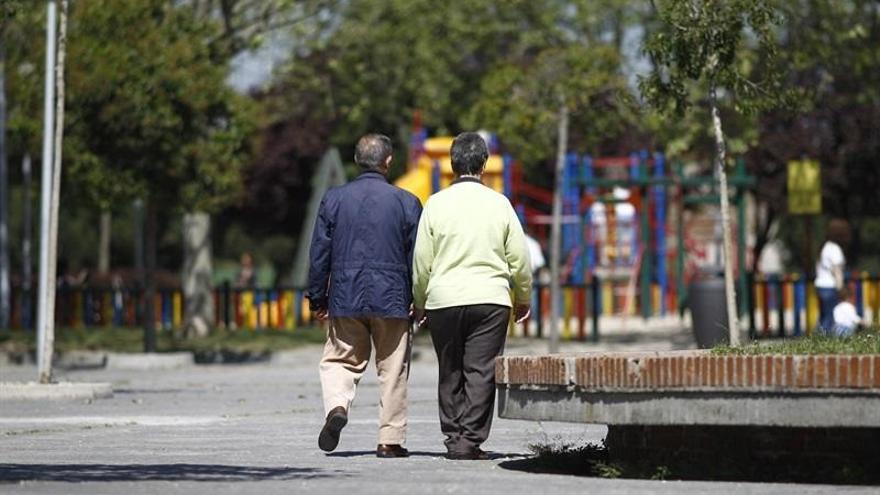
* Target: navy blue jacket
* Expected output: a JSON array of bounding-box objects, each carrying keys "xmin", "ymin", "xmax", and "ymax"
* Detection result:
[{"xmin": 307, "ymin": 171, "xmax": 423, "ymax": 319}]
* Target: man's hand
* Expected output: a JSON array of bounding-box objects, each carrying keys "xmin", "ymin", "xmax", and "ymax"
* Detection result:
[
  {"xmin": 514, "ymin": 304, "xmax": 531, "ymax": 324},
  {"xmin": 413, "ymin": 307, "xmax": 427, "ymax": 328},
  {"xmin": 313, "ymin": 308, "xmax": 329, "ymax": 321}
]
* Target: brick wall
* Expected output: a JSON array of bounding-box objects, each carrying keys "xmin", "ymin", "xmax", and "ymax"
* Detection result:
[{"xmin": 497, "ymin": 351, "xmax": 880, "ymax": 391}]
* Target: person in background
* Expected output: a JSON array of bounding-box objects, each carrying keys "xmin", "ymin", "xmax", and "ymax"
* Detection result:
[
  {"xmin": 307, "ymin": 134, "xmax": 422, "ymax": 458},
  {"xmin": 523, "ymin": 232, "xmax": 546, "ymax": 275},
  {"xmin": 523, "ymin": 230, "xmax": 545, "ymax": 329},
  {"xmin": 814, "ymin": 219, "xmax": 850, "ymax": 334},
  {"xmin": 832, "ymin": 287, "xmax": 862, "ymax": 337},
  {"xmin": 236, "ymin": 252, "xmax": 256, "ymax": 288},
  {"xmin": 412, "ymin": 132, "xmax": 532, "ymax": 460}
]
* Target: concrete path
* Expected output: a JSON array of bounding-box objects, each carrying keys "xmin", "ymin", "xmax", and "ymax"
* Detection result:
[{"xmin": 0, "ymin": 332, "xmax": 873, "ymax": 494}]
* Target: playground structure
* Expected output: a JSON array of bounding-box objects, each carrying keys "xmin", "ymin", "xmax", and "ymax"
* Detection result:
[
  {"xmin": 394, "ymin": 134, "xmax": 507, "ymax": 204},
  {"xmin": 396, "ymin": 132, "xmax": 754, "ymax": 325},
  {"xmin": 9, "ymin": 132, "xmax": 879, "ymax": 342}
]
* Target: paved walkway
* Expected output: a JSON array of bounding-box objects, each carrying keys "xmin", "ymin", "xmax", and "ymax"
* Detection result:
[{"xmin": 0, "ymin": 332, "xmax": 873, "ymax": 494}]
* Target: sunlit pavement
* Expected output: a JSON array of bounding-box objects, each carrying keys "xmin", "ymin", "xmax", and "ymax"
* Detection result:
[{"xmin": 1, "ymin": 338, "xmax": 873, "ymax": 494}]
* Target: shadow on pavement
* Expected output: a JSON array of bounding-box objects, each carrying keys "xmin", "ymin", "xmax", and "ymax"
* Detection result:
[
  {"xmin": 326, "ymin": 450, "xmax": 524, "ymax": 460},
  {"xmin": 0, "ymin": 463, "xmax": 341, "ymax": 482},
  {"xmin": 326, "ymin": 450, "xmax": 443, "ymax": 458}
]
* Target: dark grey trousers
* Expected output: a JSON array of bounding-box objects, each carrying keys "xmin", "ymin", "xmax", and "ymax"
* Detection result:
[{"xmin": 427, "ymin": 304, "xmax": 509, "ymax": 453}]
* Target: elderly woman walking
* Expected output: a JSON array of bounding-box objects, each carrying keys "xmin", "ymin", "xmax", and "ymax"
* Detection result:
[{"xmin": 412, "ymin": 132, "xmax": 532, "ymax": 460}]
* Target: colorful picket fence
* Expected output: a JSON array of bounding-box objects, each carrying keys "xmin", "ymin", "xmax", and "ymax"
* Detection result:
[
  {"xmin": 7, "ymin": 273, "xmax": 879, "ymax": 340},
  {"xmin": 7, "ymin": 285, "xmax": 314, "ymax": 331},
  {"xmin": 749, "ymin": 273, "xmax": 880, "ymax": 338}
]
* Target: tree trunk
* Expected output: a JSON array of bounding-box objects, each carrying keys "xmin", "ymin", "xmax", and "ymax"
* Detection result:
[
  {"xmin": 549, "ymin": 102, "xmax": 569, "ymax": 354},
  {"xmin": 143, "ymin": 201, "xmax": 157, "ymax": 352},
  {"xmin": 710, "ymin": 86, "xmax": 740, "ymax": 346},
  {"xmin": 133, "ymin": 199, "xmax": 144, "ymax": 273},
  {"xmin": 182, "ymin": 211, "xmax": 213, "ymax": 338},
  {"xmin": 22, "ymin": 154, "xmax": 32, "ymax": 309},
  {"xmin": 0, "ymin": 38, "xmax": 9, "ymax": 329},
  {"xmin": 98, "ymin": 210, "xmax": 111, "ymax": 274}
]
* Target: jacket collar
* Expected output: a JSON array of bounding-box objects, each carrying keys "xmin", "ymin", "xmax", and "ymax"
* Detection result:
[
  {"xmin": 451, "ymin": 176, "xmax": 483, "ymax": 185},
  {"xmin": 356, "ymin": 170, "xmax": 389, "ymax": 182}
]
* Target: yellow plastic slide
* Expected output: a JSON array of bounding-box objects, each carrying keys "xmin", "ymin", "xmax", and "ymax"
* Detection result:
[
  {"xmin": 394, "ymin": 166, "xmax": 433, "ymax": 205},
  {"xmin": 394, "ymin": 136, "xmax": 505, "ymax": 205}
]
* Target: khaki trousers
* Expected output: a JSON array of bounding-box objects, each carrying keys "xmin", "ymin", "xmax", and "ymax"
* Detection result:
[{"xmin": 319, "ymin": 316, "xmax": 411, "ymax": 445}]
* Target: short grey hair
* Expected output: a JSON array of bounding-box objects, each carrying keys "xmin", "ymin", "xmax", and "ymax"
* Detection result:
[{"xmin": 354, "ymin": 134, "xmax": 393, "ymax": 170}]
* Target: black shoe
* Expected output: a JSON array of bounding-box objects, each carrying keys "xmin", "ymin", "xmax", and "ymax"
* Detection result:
[
  {"xmin": 445, "ymin": 448, "xmax": 489, "ymax": 460},
  {"xmin": 318, "ymin": 406, "xmax": 348, "ymax": 452},
  {"xmin": 376, "ymin": 444, "xmax": 410, "ymax": 458}
]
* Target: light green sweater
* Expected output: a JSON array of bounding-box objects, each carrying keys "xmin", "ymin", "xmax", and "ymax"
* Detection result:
[{"xmin": 412, "ymin": 180, "xmax": 532, "ymax": 310}]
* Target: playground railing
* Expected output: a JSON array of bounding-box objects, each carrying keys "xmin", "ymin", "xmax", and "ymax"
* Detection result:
[
  {"xmin": 6, "ymin": 283, "xmax": 315, "ymax": 331},
  {"xmin": 517, "ymin": 282, "xmax": 602, "ymax": 342},
  {"xmin": 7, "ymin": 273, "xmax": 879, "ymax": 341},
  {"xmin": 747, "ymin": 272, "xmax": 880, "ymax": 338}
]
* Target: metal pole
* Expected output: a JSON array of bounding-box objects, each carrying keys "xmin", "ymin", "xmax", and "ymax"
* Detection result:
[
  {"xmin": 736, "ymin": 161, "xmax": 748, "ymax": 320},
  {"xmin": 639, "ymin": 154, "xmax": 652, "ymax": 319},
  {"xmin": 44, "ymin": 0, "xmax": 69, "ymax": 373},
  {"xmin": 36, "ymin": 0, "xmax": 57, "ymax": 383},
  {"xmin": 676, "ymin": 161, "xmax": 686, "ymax": 313},
  {"xmin": 549, "ymin": 102, "xmax": 568, "ymax": 354}
]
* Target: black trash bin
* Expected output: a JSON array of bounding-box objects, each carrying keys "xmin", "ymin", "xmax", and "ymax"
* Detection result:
[{"xmin": 688, "ymin": 269, "xmax": 729, "ymax": 349}]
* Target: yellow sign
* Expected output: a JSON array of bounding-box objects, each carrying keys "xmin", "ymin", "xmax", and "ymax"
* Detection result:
[{"xmin": 787, "ymin": 160, "xmax": 821, "ymax": 214}]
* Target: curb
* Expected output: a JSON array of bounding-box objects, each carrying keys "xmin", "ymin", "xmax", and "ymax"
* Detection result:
[
  {"xmin": 105, "ymin": 352, "xmax": 195, "ymax": 370},
  {"xmin": 0, "ymin": 381, "xmax": 113, "ymax": 400},
  {"xmin": 56, "ymin": 351, "xmax": 107, "ymax": 370}
]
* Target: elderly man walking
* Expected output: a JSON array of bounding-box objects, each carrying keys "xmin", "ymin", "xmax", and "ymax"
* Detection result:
[
  {"xmin": 307, "ymin": 134, "xmax": 422, "ymax": 458},
  {"xmin": 412, "ymin": 132, "xmax": 532, "ymax": 460}
]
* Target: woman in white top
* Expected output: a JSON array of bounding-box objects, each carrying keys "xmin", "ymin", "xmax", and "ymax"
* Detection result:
[{"xmin": 814, "ymin": 219, "xmax": 850, "ymax": 334}]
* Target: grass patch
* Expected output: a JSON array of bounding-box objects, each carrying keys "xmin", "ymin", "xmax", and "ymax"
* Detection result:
[
  {"xmin": 525, "ymin": 441, "xmax": 619, "ymax": 478},
  {"xmin": 0, "ymin": 325, "xmax": 325, "ymax": 356},
  {"xmin": 713, "ymin": 328, "xmax": 880, "ymax": 355}
]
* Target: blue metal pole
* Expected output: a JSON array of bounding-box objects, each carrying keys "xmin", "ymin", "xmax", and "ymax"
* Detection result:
[
  {"xmin": 515, "ymin": 204, "xmax": 526, "ymax": 227},
  {"xmin": 794, "ymin": 277, "xmax": 804, "ymax": 336},
  {"xmin": 582, "ymin": 155, "xmax": 596, "ymax": 274},
  {"xmin": 502, "ymin": 154, "xmax": 513, "ymax": 199},
  {"xmin": 563, "ymin": 153, "xmax": 580, "ymax": 283},
  {"xmin": 431, "ymin": 159, "xmax": 440, "ymax": 194},
  {"xmin": 628, "ymin": 152, "xmax": 639, "ymax": 181}
]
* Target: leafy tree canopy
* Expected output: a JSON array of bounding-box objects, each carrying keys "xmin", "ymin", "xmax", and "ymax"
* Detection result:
[
  {"xmin": 470, "ymin": 44, "xmax": 634, "ymax": 164},
  {"xmin": 4, "ymin": 0, "xmax": 257, "ymax": 213}
]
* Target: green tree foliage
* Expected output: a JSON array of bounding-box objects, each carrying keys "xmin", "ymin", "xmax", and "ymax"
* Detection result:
[
  {"xmin": 470, "ymin": 44, "xmax": 633, "ymax": 165},
  {"xmin": 3, "ymin": 1, "xmax": 43, "ymax": 160},
  {"xmin": 639, "ymin": 0, "xmax": 790, "ymax": 116},
  {"xmin": 751, "ymin": 1, "xmax": 880, "ymax": 215},
  {"xmin": 269, "ymin": 0, "xmax": 633, "ymax": 162},
  {"xmin": 63, "ymin": 0, "xmax": 255, "ymax": 213},
  {"xmin": 181, "ymin": 0, "xmax": 334, "ymax": 54},
  {"xmin": 748, "ymin": 0, "xmax": 880, "ymax": 269}
]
